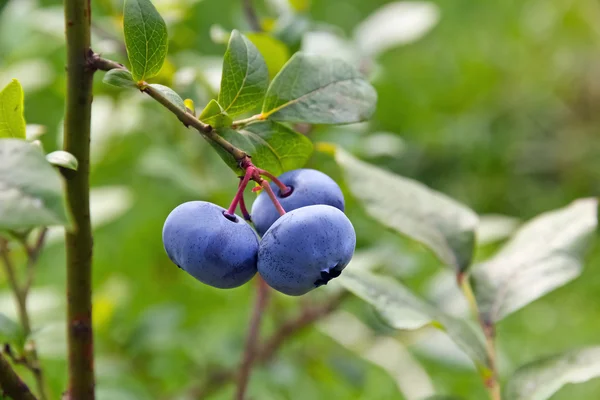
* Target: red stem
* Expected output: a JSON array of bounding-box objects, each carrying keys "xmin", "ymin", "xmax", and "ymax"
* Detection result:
[
  {"xmin": 239, "ymin": 195, "xmax": 251, "ymax": 222},
  {"xmin": 227, "ymin": 167, "xmax": 254, "ymax": 216},
  {"xmin": 261, "ymin": 181, "xmax": 286, "ymax": 216},
  {"xmin": 235, "ymin": 277, "xmax": 270, "ymax": 400},
  {"xmin": 257, "ymin": 169, "xmax": 291, "ymax": 196}
]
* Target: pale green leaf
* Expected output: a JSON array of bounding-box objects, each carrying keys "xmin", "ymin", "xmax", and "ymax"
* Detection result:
[
  {"xmin": 0, "ymin": 79, "xmax": 26, "ymax": 139},
  {"xmin": 148, "ymin": 84, "xmax": 186, "ymax": 112},
  {"xmin": 199, "ymin": 99, "xmax": 232, "ymax": 128},
  {"xmin": 262, "ymin": 53, "xmax": 377, "ymax": 124},
  {"xmin": 218, "ymin": 30, "xmax": 269, "ymax": 117},
  {"xmin": 103, "ymin": 69, "xmax": 137, "ymax": 89},
  {"xmin": 473, "ymin": 198, "xmax": 598, "ymax": 323},
  {"xmin": 46, "ymin": 150, "xmax": 78, "ymax": 171},
  {"xmin": 335, "ymin": 148, "xmax": 478, "ymax": 272},
  {"xmin": 0, "ymin": 313, "xmax": 24, "ymax": 348},
  {"xmin": 505, "ymin": 347, "xmax": 600, "ymax": 400},
  {"xmin": 0, "ymin": 139, "xmax": 71, "ymax": 230},
  {"xmin": 213, "ymin": 121, "xmax": 313, "ymax": 176},
  {"xmin": 246, "ymin": 33, "xmax": 290, "ymax": 79},
  {"xmin": 123, "ymin": 0, "xmax": 168, "ymax": 81},
  {"xmin": 339, "ymin": 269, "xmax": 489, "ymax": 370}
]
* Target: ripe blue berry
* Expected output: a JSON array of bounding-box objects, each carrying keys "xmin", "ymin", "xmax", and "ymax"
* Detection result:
[
  {"xmin": 257, "ymin": 205, "xmax": 356, "ymax": 296},
  {"xmin": 162, "ymin": 201, "xmax": 258, "ymax": 288},
  {"xmin": 251, "ymin": 169, "xmax": 344, "ymax": 236}
]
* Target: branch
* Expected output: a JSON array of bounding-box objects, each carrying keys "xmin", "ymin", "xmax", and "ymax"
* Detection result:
[
  {"xmin": 0, "ymin": 352, "xmax": 37, "ymax": 400},
  {"xmin": 64, "ymin": 0, "xmax": 96, "ymax": 398},
  {"xmin": 191, "ymin": 292, "xmax": 347, "ymax": 398}
]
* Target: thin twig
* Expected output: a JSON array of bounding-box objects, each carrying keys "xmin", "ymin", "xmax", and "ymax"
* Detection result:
[
  {"xmin": 0, "ymin": 352, "xmax": 37, "ymax": 400},
  {"xmin": 22, "ymin": 228, "xmax": 48, "ymax": 296},
  {"xmin": 235, "ymin": 277, "xmax": 270, "ymax": 400},
  {"xmin": 242, "ymin": 0, "xmax": 261, "ymax": 32}
]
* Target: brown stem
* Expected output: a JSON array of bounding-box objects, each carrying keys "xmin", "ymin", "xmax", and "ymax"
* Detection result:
[
  {"xmin": 64, "ymin": 0, "xmax": 96, "ymax": 398},
  {"xmin": 0, "ymin": 352, "xmax": 37, "ymax": 400},
  {"xmin": 235, "ymin": 277, "xmax": 270, "ymax": 400}
]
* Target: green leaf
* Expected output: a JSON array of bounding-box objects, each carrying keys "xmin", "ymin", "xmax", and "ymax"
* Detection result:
[
  {"xmin": 262, "ymin": 53, "xmax": 377, "ymax": 124},
  {"xmin": 46, "ymin": 151, "xmax": 78, "ymax": 171},
  {"xmin": 102, "ymin": 69, "xmax": 137, "ymax": 89},
  {"xmin": 218, "ymin": 30, "xmax": 269, "ymax": 117},
  {"xmin": 0, "ymin": 139, "xmax": 71, "ymax": 230},
  {"xmin": 423, "ymin": 397, "xmax": 465, "ymax": 400},
  {"xmin": 473, "ymin": 198, "xmax": 597, "ymax": 323},
  {"xmin": 335, "ymin": 148, "xmax": 478, "ymax": 272},
  {"xmin": 213, "ymin": 121, "xmax": 313, "ymax": 176},
  {"xmin": 0, "ymin": 79, "xmax": 26, "ymax": 139},
  {"xmin": 0, "ymin": 313, "xmax": 23, "ymax": 346},
  {"xmin": 245, "ymin": 33, "xmax": 290, "ymax": 79},
  {"xmin": 199, "ymin": 99, "xmax": 233, "ymax": 128},
  {"xmin": 123, "ymin": 0, "xmax": 168, "ymax": 81},
  {"xmin": 505, "ymin": 347, "xmax": 600, "ymax": 400},
  {"xmin": 148, "ymin": 84, "xmax": 186, "ymax": 112},
  {"xmin": 339, "ymin": 269, "xmax": 489, "ymax": 370}
]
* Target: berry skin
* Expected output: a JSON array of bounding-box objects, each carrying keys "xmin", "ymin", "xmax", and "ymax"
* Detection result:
[
  {"xmin": 257, "ymin": 205, "xmax": 356, "ymax": 296},
  {"xmin": 251, "ymin": 169, "xmax": 345, "ymax": 236},
  {"xmin": 162, "ymin": 201, "xmax": 258, "ymax": 289}
]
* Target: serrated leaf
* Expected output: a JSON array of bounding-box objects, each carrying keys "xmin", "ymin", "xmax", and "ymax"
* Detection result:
[
  {"xmin": 505, "ymin": 347, "xmax": 600, "ymax": 400},
  {"xmin": 262, "ymin": 53, "xmax": 377, "ymax": 124},
  {"xmin": 199, "ymin": 99, "xmax": 232, "ymax": 128},
  {"xmin": 0, "ymin": 139, "xmax": 71, "ymax": 230},
  {"xmin": 0, "ymin": 313, "xmax": 23, "ymax": 347},
  {"xmin": 0, "ymin": 79, "xmax": 26, "ymax": 139},
  {"xmin": 246, "ymin": 33, "xmax": 290, "ymax": 79},
  {"xmin": 340, "ymin": 269, "xmax": 488, "ymax": 370},
  {"xmin": 148, "ymin": 84, "xmax": 186, "ymax": 112},
  {"xmin": 472, "ymin": 198, "xmax": 597, "ymax": 323},
  {"xmin": 213, "ymin": 121, "xmax": 313, "ymax": 176},
  {"xmin": 335, "ymin": 148, "xmax": 478, "ymax": 272},
  {"xmin": 218, "ymin": 30, "xmax": 269, "ymax": 117},
  {"xmin": 46, "ymin": 151, "xmax": 78, "ymax": 171},
  {"xmin": 102, "ymin": 69, "xmax": 137, "ymax": 89},
  {"xmin": 123, "ymin": 0, "xmax": 168, "ymax": 81}
]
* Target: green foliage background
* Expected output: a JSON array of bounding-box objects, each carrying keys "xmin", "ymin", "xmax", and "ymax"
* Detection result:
[{"xmin": 1, "ymin": 0, "xmax": 600, "ymax": 398}]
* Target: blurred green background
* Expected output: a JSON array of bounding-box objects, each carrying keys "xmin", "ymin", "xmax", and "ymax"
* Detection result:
[{"xmin": 1, "ymin": 0, "xmax": 599, "ymax": 398}]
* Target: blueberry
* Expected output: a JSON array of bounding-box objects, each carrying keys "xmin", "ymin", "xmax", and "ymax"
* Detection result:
[
  {"xmin": 251, "ymin": 169, "xmax": 344, "ymax": 236},
  {"xmin": 162, "ymin": 201, "xmax": 258, "ymax": 289},
  {"xmin": 257, "ymin": 205, "xmax": 356, "ymax": 296}
]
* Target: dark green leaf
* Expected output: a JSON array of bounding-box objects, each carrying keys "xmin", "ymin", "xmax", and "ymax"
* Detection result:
[
  {"xmin": 198, "ymin": 99, "xmax": 232, "ymax": 128},
  {"xmin": 0, "ymin": 79, "xmax": 26, "ymax": 139},
  {"xmin": 148, "ymin": 84, "xmax": 186, "ymax": 112},
  {"xmin": 335, "ymin": 148, "xmax": 478, "ymax": 272},
  {"xmin": 262, "ymin": 53, "xmax": 377, "ymax": 124},
  {"xmin": 213, "ymin": 121, "xmax": 313, "ymax": 176},
  {"xmin": 218, "ymin": 30, "xmax": 269, "ymax": 117},
  {"xmin": 46, "ymin": 150, "xmax": 78, "ymax": 171},
  {"xmin": 339, "ymin": 269, "xmax": 489, "ymax": 370},
  {"xmin": 473, "ymin": 198, "xmax": 597, "ymax": 323},
  {"xmin": 505, "ymin": 347, "xmax": 600, "ymax": 400},
  {"xmin": 0, "ymin": 139, "xmax": 71, "ymax": 230},
  {"xmin": 245, "ymin": 33, "xmax": 290, "ymax": 79},
  {"xmin": 103, "ymin": 69, "xmax": 137, "ymax": 89},
  {"xmin": 123, "ymin": 0, "xmax": 168, "ymax": 81}
]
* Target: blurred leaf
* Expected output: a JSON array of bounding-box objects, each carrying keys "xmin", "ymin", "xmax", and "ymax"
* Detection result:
[
  {"xmin": 335, "ymin": 148, "xmax": 478, "ymax": 272},
  {"xmin": 148, "ymin": 84, "xmax": 186, "ymax": 112},
  {"xmin": 213, "ymin": 121, "xmax": 313, "ymax": 176},
  {"xmin": 103, "ymin": 69, "xmax": 137, "ymax": 89},
  {"xmin": 25, "ymin": 124, "xmax": 46, "ymax": 141},
  {"xmin": 262, "ymin": 54, "xmax": 377, "ymax": 124},
  {"xmin": 0, "ymin": 139, "xmax": 70, "ymax": 230},
  {"xmin": 477, "ymin": 214, "xmax": 521, "ymax": 246},
  {"xmin": 423, "ymin": 396, "xmax": 464, "ymax": 400},
  {"xmin": 0, "ymin": 79, "xmax": 26, "ymax": 139},
  {"xmin": 0, "ymin": 313, "xmax": 23, "ymax": 347},
  {"xmin": 339, "ymin": 269, "xmax": 488, "ymax": 370},
  {"xmin": 123, "ymin": 0, "xmax": 168, "ymax": 81},
  {"xmin": 46, "ymin": 151, "xmax": 78, "ymax": 171},
  {"xmin": 184, "ymin": 98, "xmax": 195, "ymax": 114},
  {"xmin": 198, "ymin": 99, "xmax": 232, "ymax": 128},
  {"xmin": 354, "ymin": 2, "xmax": 440, "ymax": 57},
  {"xmin": 218, "ymin": 30, "xmax": 269, "ymax": 117},
  {"xmin": 505, "ymin": 347, "xmax": 600, "ymax": 400},
  {"xmin": 289, "ymin": 0, "xmax": 310, "ymax": 12},
  {"xmin": 246, "ymin": 33, "xmax": 291, "ymax": 79},
  {"xmin": 473, "ymin": 198, "xmax": 598, "ymax": 323}
]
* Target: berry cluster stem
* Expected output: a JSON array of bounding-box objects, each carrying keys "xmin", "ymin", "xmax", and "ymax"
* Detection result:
[
  {"xmin": 261, "ymin": 181, "xmax": 286, "ymax": 216},
  {"xmin": 227, "ymin": 167, "xmax": 255, "ymax": 216},
  {"xmin": 257, "ymin": 168, "xmax": 291, "ymax": 196}
]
